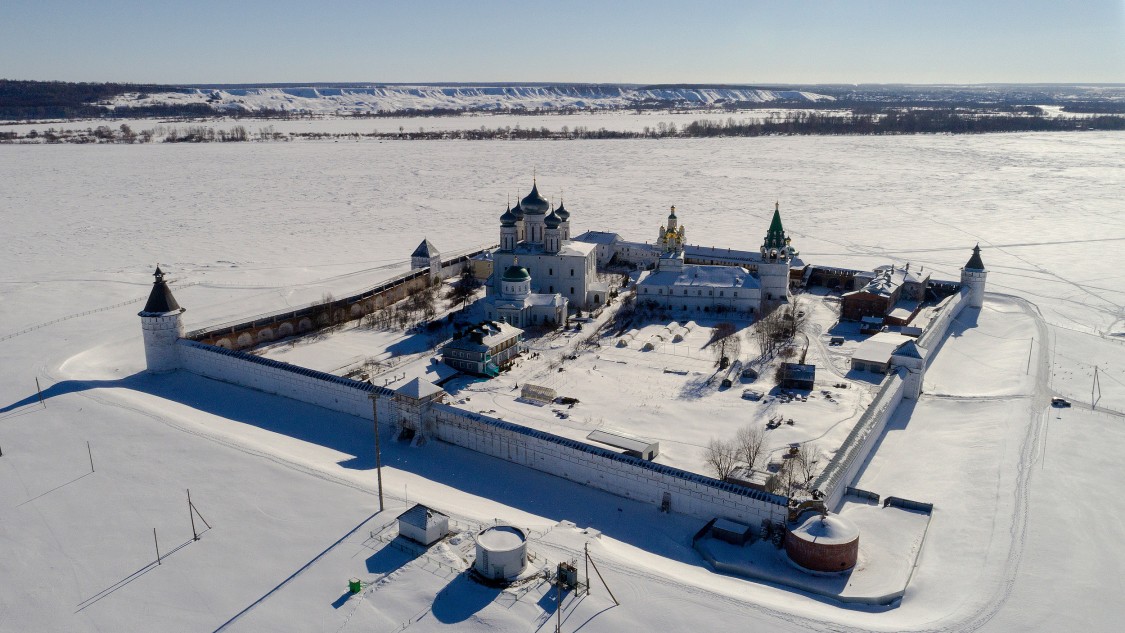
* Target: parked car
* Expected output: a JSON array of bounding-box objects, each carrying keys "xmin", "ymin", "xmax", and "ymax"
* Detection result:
[
  {"xmin": 742, "ymin": 389, "xmax": 763, "ymax": 401},
  {"xmin": 1051, "ymin": 397, "xmax": 1071, "ymax": 408}
]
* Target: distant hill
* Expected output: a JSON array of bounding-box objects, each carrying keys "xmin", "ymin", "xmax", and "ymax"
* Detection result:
[
  {"xmin": 3, "ymin": 80, "xmax": 1124, "ymax": 121},
  {"xmin": 0, "ymin": 79, "xmax": 198, "ymax": 120},
  {"xmin": 105, "ymin": 83, "xmax": 833, "ymax": 116}
]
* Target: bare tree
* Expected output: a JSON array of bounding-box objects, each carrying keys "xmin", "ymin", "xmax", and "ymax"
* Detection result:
[
  {"xmin": 710, "ymin": 322, "xmax": 742, "ymax": 368},
  {"xmin": 795, "ymin": 442, "xmax": 821, "ymax": 487},
  {"xmin": 749, "ymin": 309, "xmax": 786, "ymax": 358},
  {"xmin": 704, "ymin": 438, "xmax": 738, "ymax": 480},
  {"xmin": 767, "ymin": 458, "xmax": 792, "ymax": 496},
  {"xmin": 789, "ymin": 296, "xmax": 810, "ymax": 334},
  {"xmin": 446, "ymin": 268, "xmax": 481, "ymax": 310},
  {"xmin": 735, "ymin": 424, "xmax": 767, "ymax": 470}
]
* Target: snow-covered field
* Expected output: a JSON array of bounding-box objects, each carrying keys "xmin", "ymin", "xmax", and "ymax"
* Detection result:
[
  {"xmin": 2, "ymin": 129, "xmax": 1124, "ymax": 631},
  {"xmin": 0, "ymin": 108, "xmax": 848, "ymax": 139}
]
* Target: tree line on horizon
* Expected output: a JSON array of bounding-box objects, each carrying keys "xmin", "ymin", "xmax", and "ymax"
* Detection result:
[{"xmin": 5, "ymin": 109, "xmax": 1123, "ymax": 145}]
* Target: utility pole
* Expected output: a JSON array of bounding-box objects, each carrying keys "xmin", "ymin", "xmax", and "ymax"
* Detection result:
[
  {"xmin": 585, "ymin": 543, "xmax": 590, "ymax": 597},
  {"xmin": 370, "ymin": 391, "xmax": 384, "ymax": 512},
  {"xmin": 188, "ymin": 489, "xmax": 198, "ymax": 541},
  {"xmin": 1092, "ymin": 366, "xmax": 1101, "ymax": 408},
  {"xmin": 556, "ymin": 575, "xmax": 562, "ymax": 633},
  {"xmin": 585, "ymin": 544, "xmax": 619, "ymax": 606}
]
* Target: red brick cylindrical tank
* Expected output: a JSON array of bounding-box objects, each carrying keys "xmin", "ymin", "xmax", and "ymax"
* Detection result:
[{"xmin": 785, "ymin": 512, "xmax": 859, "ymax": 572}]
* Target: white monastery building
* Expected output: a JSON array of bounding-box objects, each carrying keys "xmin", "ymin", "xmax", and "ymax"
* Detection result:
[
  {"xmin": 630, "ymin": 203, "xmax": 799, "ymax": 317},
  {"xmin": 489, "ymin": 180, "xmax": 607, "ymax": 311},
  {"xmin": 483, "ymin": 260, "xmax": 567, "ymax": 327}
]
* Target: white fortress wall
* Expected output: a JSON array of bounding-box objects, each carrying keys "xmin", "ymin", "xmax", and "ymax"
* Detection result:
[
  {"xmin": 916, "ymin": 286, "xmax": 970, "ymax": 365},
  {"xmin": 174, "ymin": 340, "xmax": 788, "ymax": 525},
  {"xmin": 177, "ymin": 339, "xmax": 394, "ymax": 420},
  {"xmin": 429, "ymin": 403, "xmax": 789, "ymax": 526},
  {"xmin": 813, "ymin": 371, "xmax": 907, "ymax": 510},
  {"xmin": 813, "ymin": 285, "xmax": 972, "ymax": 509}
]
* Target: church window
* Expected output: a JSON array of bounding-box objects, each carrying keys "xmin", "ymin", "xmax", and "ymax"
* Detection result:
[
  {"xmin": 733, "ymin": 292, "xmax": 738, "ymax": 297},
  {"xmin": 549, "ymin": 268, "xmax": 553, "ymax": 275},
  {"xmin": 549, "ymin": 285, "xmax": 553, "ymax": 293},
  {"xmin": 570, "ymin": 268, "xmax": 575, "ymax": 276},
  {"xmin": 719, "ymin": 291, "xmax": 723, "ymax": 297}
]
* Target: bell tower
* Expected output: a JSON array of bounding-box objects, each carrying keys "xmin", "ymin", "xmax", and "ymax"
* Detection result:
[{"xmin": 759, "ymin": 202, "xmax": 797, "ymax": 309}]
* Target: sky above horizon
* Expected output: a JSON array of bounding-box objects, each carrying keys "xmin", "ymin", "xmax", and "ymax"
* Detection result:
[{"xmin": 3, "ymin": 0, "xmax": 1123, "ymax": 85}]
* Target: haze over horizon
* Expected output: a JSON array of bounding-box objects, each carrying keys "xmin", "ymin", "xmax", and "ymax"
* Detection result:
[{"xmin": 2, "ymin": 0, "xmax": 1123, "ymax": 85}]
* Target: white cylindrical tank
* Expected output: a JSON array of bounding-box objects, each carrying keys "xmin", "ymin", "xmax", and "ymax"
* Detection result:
[{"xmin": 474, "ymin": 525, "xmax": 527, "ymax": 581}]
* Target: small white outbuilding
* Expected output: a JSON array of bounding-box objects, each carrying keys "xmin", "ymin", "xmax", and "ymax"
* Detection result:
[{"xmin": 396, "ymin": 504, "xmax": 450, "ymax": 546}]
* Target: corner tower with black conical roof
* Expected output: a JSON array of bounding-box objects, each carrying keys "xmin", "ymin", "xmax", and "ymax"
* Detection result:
[
  {"xmin": 138, "ymin": 266, "xmax": 186, "ymax": 373},
  {"xmin": 960, "ymin": 244, "xmax": 987, "ymax": 308}
]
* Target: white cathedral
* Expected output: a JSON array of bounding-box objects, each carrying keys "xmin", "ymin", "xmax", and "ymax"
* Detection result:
[{"xmin": 486, "ymin": 180, "xmax": 607, "ymax": 317}]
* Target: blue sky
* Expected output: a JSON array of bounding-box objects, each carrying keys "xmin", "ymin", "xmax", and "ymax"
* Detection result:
[{"xmin": 3, "ymin": 0, "xmax": 1123, "ymax": 84}]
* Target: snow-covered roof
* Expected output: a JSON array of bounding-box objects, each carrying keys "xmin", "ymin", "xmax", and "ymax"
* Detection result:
[
  {"xmin": 397, "ymin": 503, "xmax": 448, "ymax": 528},
  {"xmin": 446, "ymin": 321, "xmax": 524, "ymax": 352},
  {"xmin": 557, "ymin": 241, "xmax": 597, "ymax": 257},
  {"xmin": 874, "ymin": 264, "xmax": 929, "ymax": 285},
  {"xmin": 572, "ymin": 230, "xmax": 621, "ymax": 245},
  {"xmin": 892, "ymin": 340, "xmax": 926, "ymax": 360},
  {"xmin": 637, "ymin": 264, "xmax": 761, "ymax": 290},
  {"xmin": 395, "ymin": 377, "xmax": 445, "ymax": 400},
  {"xmin": 789, "ymin": 512, "xmax": 859, "ymax": 545},
  {"xmin": 712, "ymin": 518, "xmax": 752, "ymax": 535},
  {"xmin": 683, "ymin": 244, "xmax": 761, "ymax": 263},
  {"xmin": 527, "ymin": 293, "xmax": 565, "ymax": 307},
  {"xmin": 587, "ymin": 428, "xmax": 657, "ymax": 453},
  {"xmin": 853, "ymin": 332, "xmax": 913, "ymax": 365},
  {"xmin": 726, "ymin": 467, "xmax": 772, "ymax": 488},
  {"xmin": 887, "ymin": 299, "xmax": 920, "ymax": 321},
  {"xmin": 849, "ymin": 265, "xmax": 929, "ymax": 299}
]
